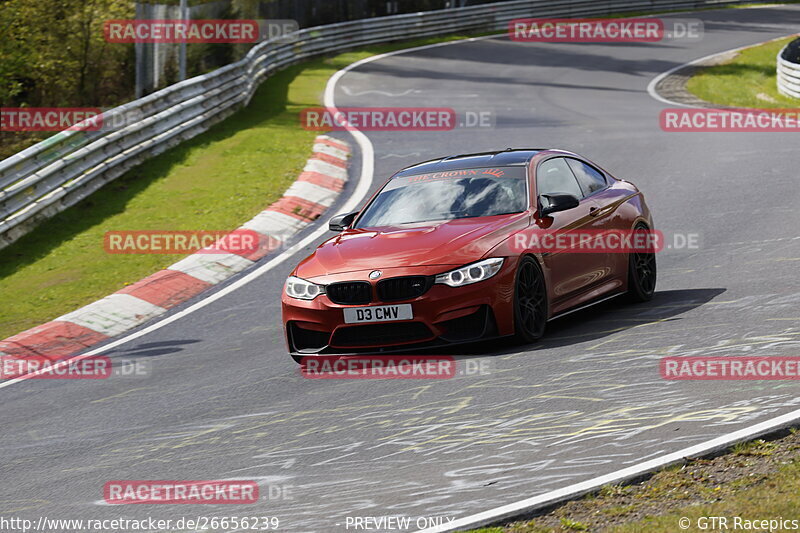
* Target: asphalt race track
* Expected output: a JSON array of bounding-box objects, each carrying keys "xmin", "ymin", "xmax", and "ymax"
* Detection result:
[{"xmin": 2, "ymin": 5, "xmax": 800, "ymax": 532}]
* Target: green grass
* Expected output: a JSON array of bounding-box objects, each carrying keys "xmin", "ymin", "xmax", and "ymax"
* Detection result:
[
  {"xmin": 608, "ymin": 460, "xmax": 800, "ymax": 532},
  {"xmin": 686, "ymin": 35, "xmax": 800, "ymax": 108},
  {"xmin": 732, "ymin": 438, "xmax": 778, "ymax": 456},
  {"xmin": 469, "ymin": 459, "xmax": 800, "ymax": 533},
  {"xmin": 559, "ymin": 518, "xmax": 588, "ymax": 531},
  {"xmin": 0, "ymin": 34, "xmax": 474, "ymax": 340},
  {"xmin": 601, "ymin": 505, "xmax": 637, "ymax": 517}
]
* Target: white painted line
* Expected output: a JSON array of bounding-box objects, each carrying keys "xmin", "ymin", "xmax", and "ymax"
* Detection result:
[
  {"xmin": 284, "ymin": 180, "xmax": 338, "ymax": 206},
  {"xmin": 414, "ymin": 407, "xmax": 800, "ymax": 532},
  {"xmin": 0, "ymin": 34, "xmax": 498, "ymax": 388},
  {"xmin": 57, "ymin": 294, "xmax": 167, "ymax": 337}
]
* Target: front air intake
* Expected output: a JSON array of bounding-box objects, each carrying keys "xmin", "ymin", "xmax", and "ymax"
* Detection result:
[{"xmin": 326, "ymin": 281, "xmax": 372, "ymax": 305}]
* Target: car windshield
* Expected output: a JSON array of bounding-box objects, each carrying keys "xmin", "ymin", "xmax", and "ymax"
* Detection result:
[{"xmin": 355, "ymin": 166, "xmax": 528, "ymax": 228}]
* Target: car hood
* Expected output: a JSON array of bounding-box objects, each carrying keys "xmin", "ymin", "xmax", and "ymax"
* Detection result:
[{"xmin": 296, "ymin": 213, "xmax": 530, "ymax": 279}]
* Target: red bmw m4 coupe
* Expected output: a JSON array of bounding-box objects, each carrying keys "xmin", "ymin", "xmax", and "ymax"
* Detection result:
[{"xmin": 282, "ymin": 149, "xmax": 656, "ymax": 361}]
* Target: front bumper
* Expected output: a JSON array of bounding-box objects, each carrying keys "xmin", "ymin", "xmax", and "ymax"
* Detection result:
[{"xmin": 281, "ymin": 261, "xmax": 517, "ymax": 355}]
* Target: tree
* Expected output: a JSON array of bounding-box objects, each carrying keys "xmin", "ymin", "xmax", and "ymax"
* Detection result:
[{"xmin": 0, "ymin": 0, "xmax": 134, "ymax": 108}]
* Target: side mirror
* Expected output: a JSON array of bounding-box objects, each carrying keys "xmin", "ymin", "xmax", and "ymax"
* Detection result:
[
  {"xmin": 329, "ymin": 211, "xmax": 358, "ymax": 232},
  {"xmin": 539, "ymin": 194, "xmax": 580, "ymax": 217}
]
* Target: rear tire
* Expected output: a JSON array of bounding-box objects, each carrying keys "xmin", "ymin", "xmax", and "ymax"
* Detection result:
[
  {"xmin": 513, "ymin": 256, "xmax": 548, "ymax": 343},
  {"xmin": 627, "ymin": 223, "xmax": 657, "ymax": 302}
]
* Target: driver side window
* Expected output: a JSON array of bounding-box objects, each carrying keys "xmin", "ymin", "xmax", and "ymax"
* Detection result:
[{"xmin": 536, "ymin": 158, "xmax": 583, "ymax": 199}]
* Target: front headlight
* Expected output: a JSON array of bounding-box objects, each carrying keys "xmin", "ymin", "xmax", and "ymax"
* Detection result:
[
  {"xmin": 285, "ymin": 276, "xmax": 325, "ymax": 300},
  {"xmin": 435, "ymin": 258, "xmax": 504, "ymax": 287}
]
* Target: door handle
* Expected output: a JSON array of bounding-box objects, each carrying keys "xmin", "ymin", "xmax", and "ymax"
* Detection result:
[{"xmin": 589, "ymin": 206, "xmax": 600, "ymax": 216}]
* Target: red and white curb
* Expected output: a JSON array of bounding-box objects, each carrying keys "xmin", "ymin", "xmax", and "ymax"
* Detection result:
[{"xmin": 0, "ymin": 135, "xmax": 349, "ymax": 366}]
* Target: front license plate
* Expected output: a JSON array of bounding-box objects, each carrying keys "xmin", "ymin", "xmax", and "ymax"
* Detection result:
[{"xmin": 343, "ymin": 304, "xmax": 413, "ymax": 324}]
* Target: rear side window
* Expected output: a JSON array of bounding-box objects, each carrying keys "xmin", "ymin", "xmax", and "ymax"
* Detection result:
[
  {"xmin": 536, "ymin": 158, "xmax": 583, "ymax": 199},
  {"xmin": 567, "ymin": 158, "xmax": 607, "ymax": 196}
]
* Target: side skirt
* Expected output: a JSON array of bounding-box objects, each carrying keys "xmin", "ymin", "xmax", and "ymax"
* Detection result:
[{"xmin": 547, "ymin": 291, "xmax": 627, "ymax": 322}]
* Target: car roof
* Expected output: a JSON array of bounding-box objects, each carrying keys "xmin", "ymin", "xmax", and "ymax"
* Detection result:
[{"xmin": 393, "ymin": 149, "xmax": 574, "ymax": 177}]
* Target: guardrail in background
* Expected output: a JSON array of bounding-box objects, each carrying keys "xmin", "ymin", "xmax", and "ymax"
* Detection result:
[
  {"xmin": 777, "ymin": 40, "xmax": 800, "ymax": 99},
  {"xmin": 0, "ymin": 0, "xmax": 774, "ymax": 250}
]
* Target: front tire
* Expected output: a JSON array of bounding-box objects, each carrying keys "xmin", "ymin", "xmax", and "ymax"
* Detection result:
[
  {"xmin": 513, "ymin": 256, "xmax": 548, "ymax": 343},
  {"xmin": 627, "ymin": 223, "xmax": 657, "ymax": 302}
]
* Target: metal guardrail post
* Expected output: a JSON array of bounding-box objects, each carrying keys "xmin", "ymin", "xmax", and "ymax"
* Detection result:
[{"xmin": 777, "ymin": 43, "xmax": 800, "ymax": 99}]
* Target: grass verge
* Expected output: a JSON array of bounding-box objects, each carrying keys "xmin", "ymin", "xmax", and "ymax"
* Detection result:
[
  {"xmin": 686, "ymin": 35, "xmax": 800, "ymax": 108},
  {"xmin": 0, "ymin": 34, "xmax": 475, "ymax": 340},
  {"xmin": 470, "ymin": 430, "xmax": 800, "ymax": 532}
]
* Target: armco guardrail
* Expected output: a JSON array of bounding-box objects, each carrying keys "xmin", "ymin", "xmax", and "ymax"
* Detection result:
[
  {"xmin": 777, "ymin": 40, "xmax": 800, "ymax": 99},
  {"xmin": 0, "ymin": 0, "xmax": 772, "ymax": 250}
]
